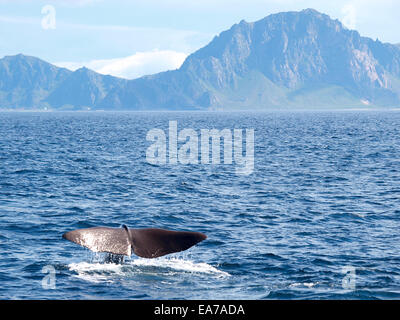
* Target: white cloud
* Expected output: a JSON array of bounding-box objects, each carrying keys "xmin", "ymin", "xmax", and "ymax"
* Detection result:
[
  {"xmin": 54, "ymin": 50, "xmax": 188, "ymax": 79},
  {"xmin": 341, "ymin": 3, "xmax": 357, "ymax": 30}
]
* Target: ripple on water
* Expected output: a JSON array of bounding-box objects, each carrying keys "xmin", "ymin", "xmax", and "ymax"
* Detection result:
[{"xmin": 2, "ymin": 111, "xmax": 400, "ymax": 299}]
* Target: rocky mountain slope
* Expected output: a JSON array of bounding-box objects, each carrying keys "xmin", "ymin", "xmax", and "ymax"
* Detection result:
[{"xmin": 1, "ymin": 9, "xmax": 400, "ymax": 110}]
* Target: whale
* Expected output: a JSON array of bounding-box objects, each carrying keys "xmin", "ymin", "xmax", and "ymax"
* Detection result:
[{"xmin": 62, "ymin": 225, "xmax": 207, "ymax": 261}]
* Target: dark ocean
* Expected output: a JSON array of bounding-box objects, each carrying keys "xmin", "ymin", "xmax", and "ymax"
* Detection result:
[{"xmin": 1, "ymin": 110, "xmax": 400, "ymax": 300}]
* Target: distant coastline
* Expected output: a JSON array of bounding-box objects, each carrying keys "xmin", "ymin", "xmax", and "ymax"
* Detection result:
[{"xmin": 1, "ymin": 9, "xmax": 400, "ymax": 111}]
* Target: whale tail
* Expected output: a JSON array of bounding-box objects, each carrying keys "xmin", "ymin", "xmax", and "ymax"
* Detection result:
[
  {"xmin": 62, "ymin": 226, "xmax": 207, "ymax": 259},
  {"xmin": 62, "ymin": 227, "xmax": 132, "ymax": 256},
  {"xmin": 129, "ymin": 228, "xmax": 207, "ymax": 258}
]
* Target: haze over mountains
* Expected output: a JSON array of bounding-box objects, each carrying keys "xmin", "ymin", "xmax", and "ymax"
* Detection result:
[{"xmin": 1, "ymin": 9, "xmax": 400, "ymax": 110}]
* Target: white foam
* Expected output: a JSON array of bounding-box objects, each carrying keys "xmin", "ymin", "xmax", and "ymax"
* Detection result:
[
  {"xmin": 68, "ymin": 257, "xmax": 229, "ymax": 283},
  {"xmin": 69, "ymin": 261, "xmax": 124, "ymax": 274},
  {"xmin": 289, "ymin": 282, "xmax": 318, "ymax": 288},
  {"xmin": 68, "ymin": 262, "xmax": 126, "ymax": 283},
  {"xmin": 130, "ymin": 257, "xmax": 230, "ymax": 277}
]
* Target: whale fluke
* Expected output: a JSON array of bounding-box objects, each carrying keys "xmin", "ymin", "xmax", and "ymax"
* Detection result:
[
  {"xmin": 129, "ymin": 228, "xmax": 207, "ymax": 258},
  {"xmin": 62, "ymin": 226, "xmax": 207, "ymax": 259},
  {"xmin": 62, "ymin": 227, "xmax": 132, "ymax": 256}
]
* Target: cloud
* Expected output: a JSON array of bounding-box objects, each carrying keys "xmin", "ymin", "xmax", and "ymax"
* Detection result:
[
  {"xmin": 54, "ymin": 50, "xmax": 188, "ymax": 79},
  {"xmin": 341, "ymin": 3, "xmax": 357, "ymax": 30}
]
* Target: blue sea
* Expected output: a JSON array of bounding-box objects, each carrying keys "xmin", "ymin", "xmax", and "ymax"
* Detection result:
[{"xmin": 1, "ymin": 110, "xmax": 400, "ymax": 300}]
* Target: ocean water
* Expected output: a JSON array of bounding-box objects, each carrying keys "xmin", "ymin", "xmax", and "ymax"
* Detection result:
[{"xmin": 1, "ymin": 110, "xmax": 400, "ymax": 300}]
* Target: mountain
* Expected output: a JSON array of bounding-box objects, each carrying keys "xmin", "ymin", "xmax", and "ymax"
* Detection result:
[
  {"xmin": 45, "ymin": 67, "xmax": 127, "ymax": 110},
  {"xmin": 0, "ymin": 54, "xmax": 71, "ymax": 109},
  {"xmin": 108, "ymin": 8, "xmax": 400, "ymax": 109},
  {"xmin": 1, "ymin": 9, "xmax": 400, "ymax": 110},
  {"xmin": 0, "ymin": 55, "xmax": 126, "ymax": 110}
]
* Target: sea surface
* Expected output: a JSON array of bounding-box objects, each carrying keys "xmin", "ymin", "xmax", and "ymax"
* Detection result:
[{"xmin": 1, "ymin": 110, "xmax": 400, "ymax": 300}]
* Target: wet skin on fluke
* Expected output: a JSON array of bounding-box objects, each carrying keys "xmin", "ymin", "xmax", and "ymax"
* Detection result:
[{"xmin": 62, "ymin": 225, "xmax": 207, "ymax": 259}]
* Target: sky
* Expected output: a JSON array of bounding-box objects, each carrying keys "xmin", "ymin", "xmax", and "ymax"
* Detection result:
[{"xmin": 1, "ymin": 0, "xmax": 399, "ymax": 79}]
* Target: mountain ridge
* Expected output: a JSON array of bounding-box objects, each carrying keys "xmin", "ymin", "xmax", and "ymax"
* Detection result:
[{"xmin": 1, "ymin": 8, "xmax": 400, "ymax": 110}]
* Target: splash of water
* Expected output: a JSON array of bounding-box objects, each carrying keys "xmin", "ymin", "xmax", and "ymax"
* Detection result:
[
  {"xmin": 68, "ymin": 257, "xmax": 230, "ymax": 283},
  {"xmin": 130, "ymin": 257, "xmax": 229, "ymax": 276}
]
